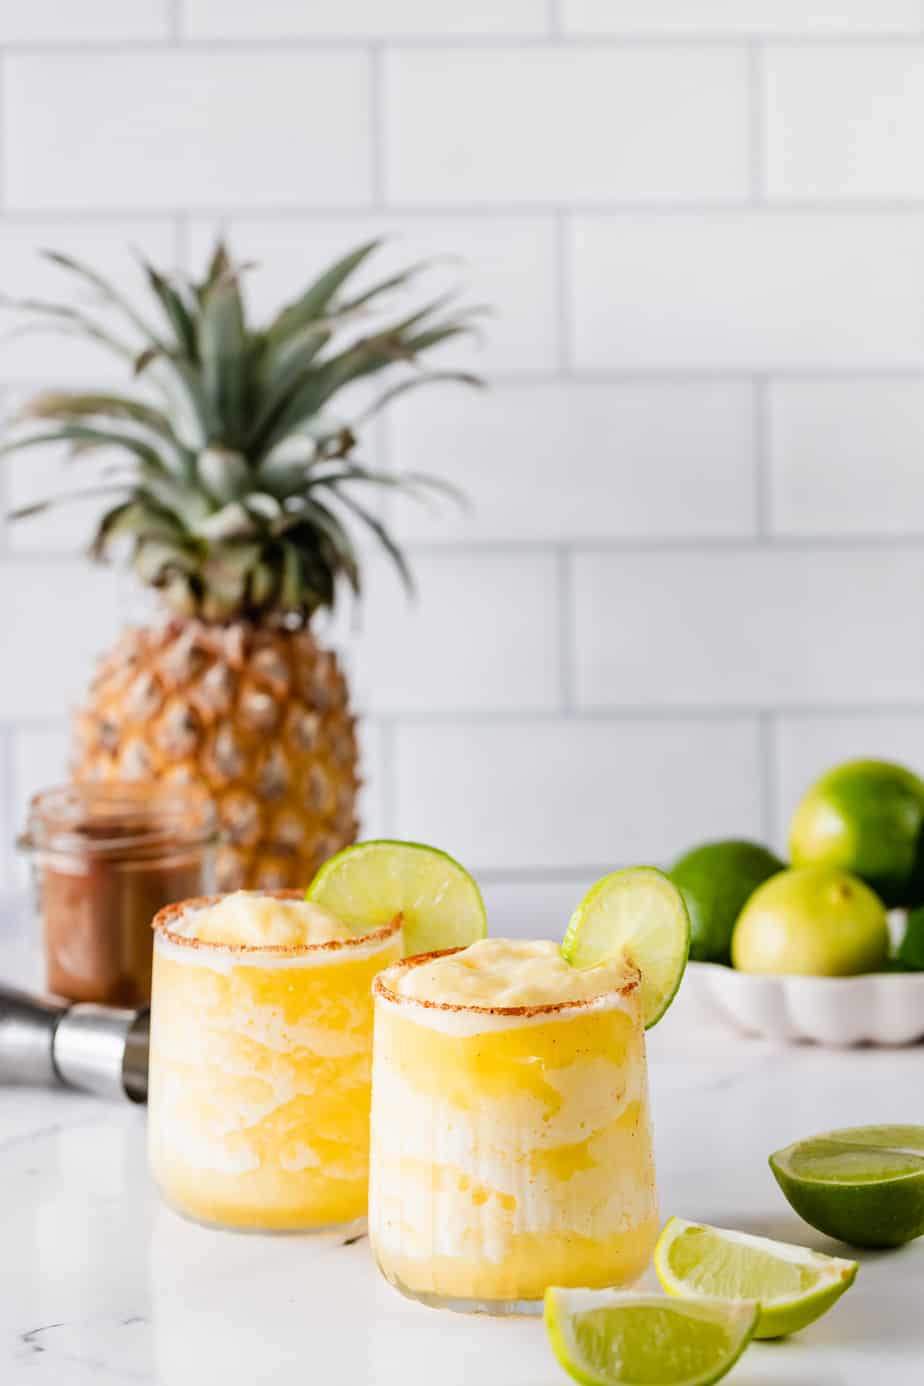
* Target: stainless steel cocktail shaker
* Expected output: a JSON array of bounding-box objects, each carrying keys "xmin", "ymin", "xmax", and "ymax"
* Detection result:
[{"xmin": 0, "ymin": 984, "xmax": 148, "ymax": 1102}]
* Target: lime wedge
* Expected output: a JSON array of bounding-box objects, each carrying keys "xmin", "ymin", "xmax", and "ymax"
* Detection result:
[
  {"xmin": 307, "ymin": 839, "xmax": 487, "ymax": 958},
  {"xmin": 770, "ymin": 1125, "xmax": 924, "ymax": 1248},
  {"xmin": 544, "ymin": 1287, "xmax": 757, "ymax": 1386},
  {"xmin": 561, "ymin": 867, "xmax": 691, "ymax": 1028},
  {"xmin": 654, "ymin": 1216, "xmax": 857, "ymax": 1339}
]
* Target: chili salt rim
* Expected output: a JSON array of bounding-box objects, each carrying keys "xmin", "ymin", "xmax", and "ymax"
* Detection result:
[
  {"xmin": 373, "ymin": 946, "xmax": 641, "ymax": 1019},
  {"xmin": 152, "ymin": 889, "xmax": 402, "ymax": 957}
]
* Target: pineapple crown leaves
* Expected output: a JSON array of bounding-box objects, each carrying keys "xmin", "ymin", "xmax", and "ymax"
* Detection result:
[{"xmin": 1, "ymin": 239, "xmax": 486, "ymax": 624}]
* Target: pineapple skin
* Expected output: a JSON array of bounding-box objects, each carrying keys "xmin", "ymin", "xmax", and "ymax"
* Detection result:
[{"xmin": 72, "ymin": 618, "xmax": 358, "ymax": 892}]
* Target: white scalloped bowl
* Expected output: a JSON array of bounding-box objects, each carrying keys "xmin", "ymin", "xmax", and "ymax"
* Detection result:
[{"xmin": 683, "ymin": 962, "xmax": 924, "ymax": 1047}]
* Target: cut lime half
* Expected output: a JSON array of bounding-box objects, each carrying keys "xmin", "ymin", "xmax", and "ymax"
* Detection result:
[
  {"xmin": 307, "ymin": 839, "xmax": 487, "ymax": 958},
  {"xmin": 770, "ymin": 1125, "xmax": 924, "ymax": 1248},
  {"xmin": 655, "ymin": 1216, "xmax": 857, "ymax": 1339},
  {"xmin": 561, "ymin": 867, "xmax": 691, "ymax": 1027},
  {"xmin": 544, "ymin": 1287, "xmax": 758, "ymax": 1386}
]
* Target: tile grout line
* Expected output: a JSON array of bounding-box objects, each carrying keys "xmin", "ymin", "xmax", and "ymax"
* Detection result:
[
  {"xmin": 555, "ymin": 210, "xmax": 574, "ymax": 375},
  {"xmin": 557, "ymin": 546, "xmax": 577, "ymax": 712},
  {"xmin": 0, "ymin": 725, "xmax": 14, "ymax": 886},
  {"xmin": 173, "ymin": 213, "xmax": 190, "ymax": 270},
  {"xmin": 376, "ymin": 719, "xmax": 398, "ymax": 837},
  {"xmin": 2, "ymin": 703, "xmax": 924, "ymax": 735},
  {"xmin": 0, "ymin": 386, "xmax": 9, "ymax": 559},
  {"xmin": 747, "ymin": 41, "xmax": 766, "ymax": 204},
  {"xmin": 5, "ymin": 35, "xmax": 924, "ymax": 55},
  {"xmin": 369, "ymin": 44, "xmax": 387, "ymax": 209},
  {"xmin": 12, "ymin": 367, "xmax": 924, "ymax": 389},
  {"xmin": 6, "ymin": 202, "xmax": 924, "ymax": 221},
  {"xmin": 167, "ymin": 0, "xmax": 184, "ymax": 43},
  {"xmin": 758, "ymin": 711, "xmax": 780, "ymax": 848},
  {"xmin": 13, "ymin": 532, "xmax": 924, "ymax": 565},
  {"xmin": 0, "ymin": 53, "xmax": 6, "ymax": 214},
  {"xmin": 752, "ymin": 375, "xmax": 773, "ymax": 539}
]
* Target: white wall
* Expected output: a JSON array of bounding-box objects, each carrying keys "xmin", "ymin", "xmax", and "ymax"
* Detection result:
[{"xmin": 4, "ymin": 3, "xmax": 924, "ymax": 932}]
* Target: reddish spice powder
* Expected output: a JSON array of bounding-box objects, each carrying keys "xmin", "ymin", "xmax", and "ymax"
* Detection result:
[{"xmin": 23, "ymin": 785, "xmax": 215, "ymax": 1006}]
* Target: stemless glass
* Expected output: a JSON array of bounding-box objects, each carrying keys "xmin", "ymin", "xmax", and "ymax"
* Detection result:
[
  {"xmin": 369, "ymin": 949, "xmax": 659, "ymax": 1313},
  {"xmin": 148, "ymin": 890, "xmax": 402, "ymax": 1232}
]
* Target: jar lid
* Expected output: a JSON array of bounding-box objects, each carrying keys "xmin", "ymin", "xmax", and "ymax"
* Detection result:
[{"xmin": 22, "ymin": 782, "xmax": 217, "ymax": 859}]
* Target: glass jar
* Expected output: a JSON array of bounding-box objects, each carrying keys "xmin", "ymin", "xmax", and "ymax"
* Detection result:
[
  {"xmin": 22, "ymin": 783, "xmax": 216, "ymax": 1006},
  {"xmin": 148, "ymin": 891, "xmax": 403, "ymax": 1231},
  {"xmin": 369, "ymin": 950, "xmax": 659, "ymax": 1313}
]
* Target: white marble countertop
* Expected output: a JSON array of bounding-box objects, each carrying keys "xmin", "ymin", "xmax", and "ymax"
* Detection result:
[{"xmin": 1, "ymin": 937, "xmax": 922, "ymax": 1386}]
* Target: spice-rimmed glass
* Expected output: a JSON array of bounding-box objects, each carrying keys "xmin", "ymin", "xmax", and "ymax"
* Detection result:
[
  {"xmin": 369, "ymin": 947, "xmax": 659, "ymax": 1314},
  {"xmin": 148, "ymin": 890, "xmax": 402, "ymax": 1232}
]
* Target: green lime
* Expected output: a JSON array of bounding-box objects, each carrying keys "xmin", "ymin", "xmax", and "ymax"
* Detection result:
[
  {"xmin": 561, "ymin": 867, "xmax": 691, "ymax": 1028},
  {"xmin": 896, "ymin": 907, "xmax": 924, "ymax": 971},
  {"xmin": 654, "ymin": 1216, "xmax": 857, "ymax": 1340},
  {"xmin": 789, "ymin": 759, "xmax": 924, "ymax": 907},
  {"xmin": 668, "ymin": 840, "xmax": 783, "ymax": 964},
  {"xmin": 770, "ymin": 1125, "xmax": 924, "ymax": 1248},
  {"xmin": 307, "ymin": 839, "xmax": 486, "ymax": 958},
  {"xmin": 544, "ymin": 1287, "xmax": 758, "ymax": 1386},
  {"xmin": 731, "ymin": 865, "xmax": 889, "ymax": 976}
]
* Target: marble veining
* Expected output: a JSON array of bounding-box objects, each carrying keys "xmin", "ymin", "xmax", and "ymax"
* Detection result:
[{"xmin": 1, "ymin": 964, "xmax": 922, "ymax": 1383}]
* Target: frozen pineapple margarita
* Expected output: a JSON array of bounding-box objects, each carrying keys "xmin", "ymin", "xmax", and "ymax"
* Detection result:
[
  {"xmin": 148, "ymin": 889, "xmax": 402, "ymax": 1231},
  {"xmin": 369, "ymin": 938, "xmax": 660, "ymax": 1311}
]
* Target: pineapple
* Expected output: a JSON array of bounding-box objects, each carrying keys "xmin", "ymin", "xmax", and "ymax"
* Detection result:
[{"xmin": 4, "ymin": 241, "xmax": 480, "ymax": 889}]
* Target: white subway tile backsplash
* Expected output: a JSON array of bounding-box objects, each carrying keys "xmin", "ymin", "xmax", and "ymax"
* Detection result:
[
  {"xmin": 480, "ymin": 876, "xmax": 599, "ymax": 940},
  {"xmin": 326, "ymin": 552, "xmax": 561, "ymax": 714},
  {"xmin": 574, "ymin": 547, "xmax": 924, "ymax": 709},
  {"xmin": 187, "ymin": 216, "xmax": 560, "ymax": 373},
  {"xmin": 0, "ymin": 1, "xmax": 168, "ymax": 41},
  {"xmin": 571, "ymin": 214, "xmax": 924, "ymax": 369},
  {"xmin": 356, "ymin": 721, "xmax": 389, "ymax": 839},
  {"xmin": 5, "ymin": 53, "xmax": 372, "ymax": 211},
  {"xmin": 11, "ymin": 724, "xmax": 71, "ymax": 838},
  {"xmin": 390, "ymin": 380, "xmax": 756, "ymax": 541},
  {"xmin": 3, "ymin": 17, "xmax": 924, "ymax": 890},
  {"xmin": 182, "ymin": 0, "xmax": 548, "ymax": 38},
  {"xmin": 6, "ymin": 458, "xmax": 108, "ymax": 557},
  {"xmin": 0, "ymin": 563, "xmax": 123, "ymax": 720},
  {"xmin": 774, "ymin": 715, "xmax": 924, "ymax": 853},
  {"xmin": 394, "ymin": 717, "xmax": 762, "ymax": 872},
  {"xmin": 0, "ymin": 223, "xmax": 177, "ymax": 384},
  {"xmin": 4, "ymin": 387, "xmax": 118, "ymax": 555},
  {"xmin": 766, "ymin": 47, "xmax": 924, "ymax": 200},
  {"xmin": 9, "ymin": 723, "xmax": 71, "ymax": 888},
  {"xmin": 769, "ymin": 380, "xmax": 924, "ymax": 536},
  {"xmin": 564, "ymin": 2, "xmax": 921, "ymax": 34},
  {"xmin": 384, "ymin": 47, "xmax": 749, "ymax": 204}
]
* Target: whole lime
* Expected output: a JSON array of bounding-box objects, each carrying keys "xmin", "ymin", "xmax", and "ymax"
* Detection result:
[
  {"xmin": 731, "ymin": 865, "xmax": 889, "ymax": 976},
  {"xmin": 668, "ymin": 840, "xmax": 783, "ymax": 964},
  {"xmin": 789, "ymin": 759, "xmax": 924, "ymax": 907},
  {"xmin": 896, "ymin": 906, "xmax": 924, "ymax": 971}
]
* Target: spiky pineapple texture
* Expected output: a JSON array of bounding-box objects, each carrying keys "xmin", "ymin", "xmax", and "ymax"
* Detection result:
[
  {"xmin": 74, "ymin": 617, "xmax": 360, "ymax": 892},
  {"xmin": 3, "ymin": 239, "xmax": 482, "ymax": 621}
]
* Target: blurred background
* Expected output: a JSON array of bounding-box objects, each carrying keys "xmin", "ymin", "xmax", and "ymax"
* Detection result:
[{"xmin": 4, "ymin": 2, "xmax": 924, "ymax": 933}]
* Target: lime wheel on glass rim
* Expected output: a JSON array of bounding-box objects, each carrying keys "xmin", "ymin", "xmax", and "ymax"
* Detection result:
[
  {"xmin": 561, "ymin": 867, "xmax": 691, "ymax": 1028},
  {"xmin": 307, "ymin": 839, "xmax": 487, "ymax": 958}
]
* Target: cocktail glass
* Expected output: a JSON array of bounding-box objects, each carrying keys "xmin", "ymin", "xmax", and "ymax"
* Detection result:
[
  {"xmin": 369, "ymin": 947, "xmax": 659, "ymax": 1312},
  {"xmin": 148, "ymin": 890, "xmax": 402, "ymax": 1231}
]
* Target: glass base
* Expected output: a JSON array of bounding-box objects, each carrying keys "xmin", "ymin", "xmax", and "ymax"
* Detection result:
[
  {"xmin": 380, "ymin": 1262, "xmax": 542, "ymax": 1316},
  {"xmin": 159, "ymin": 1192, "xmax": 367, "ymax": 1239}
]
